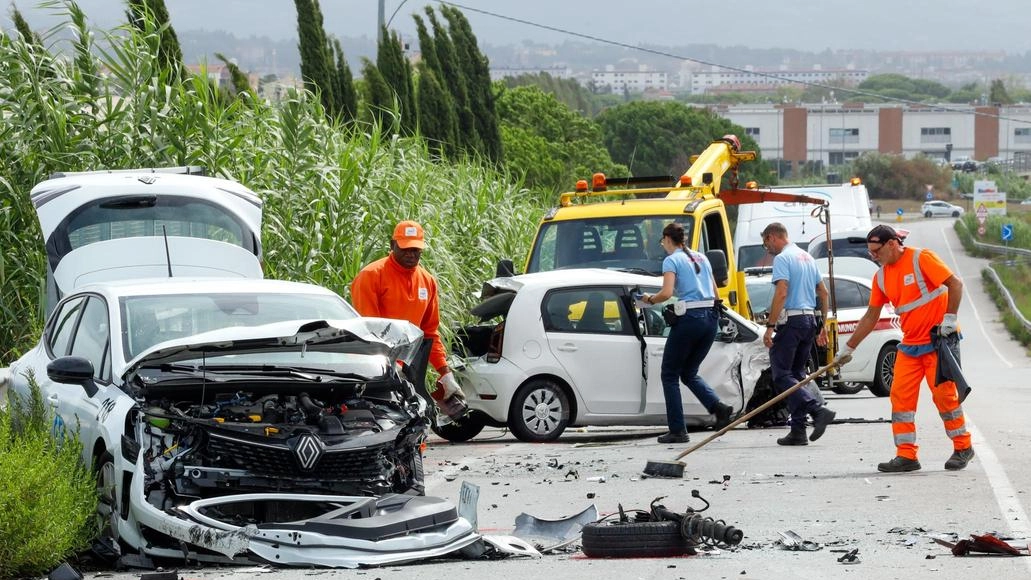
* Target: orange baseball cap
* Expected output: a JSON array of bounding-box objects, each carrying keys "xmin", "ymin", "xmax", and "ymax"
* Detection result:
[{"xmin": 392, "ymin": 220, "xmax": 426, "ymax": 249}]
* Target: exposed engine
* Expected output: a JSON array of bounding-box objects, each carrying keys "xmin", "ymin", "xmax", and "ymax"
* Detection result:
[{"xmin": 136, "ymin": 389, "xmax": 427, "ymax": 522}]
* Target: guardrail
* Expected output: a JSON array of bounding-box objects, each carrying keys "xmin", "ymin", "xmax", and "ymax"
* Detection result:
[{"xmin": 956, "ymin": 219, "xmax": 1031, "ymax": 333}]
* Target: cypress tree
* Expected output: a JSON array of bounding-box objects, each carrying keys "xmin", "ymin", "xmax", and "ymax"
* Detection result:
[
  {"xmin": 362, "ymin": 57, "xmax": 394, "ymax": 130},
  {"xmin": 376, "ymin": 26, "xmax": 416, "ymax": 134},
  {"xmin": 441, "ymin": 6, "xmax": 501, "ymax": 163},
  {"xmin": 426, "ymin": 7, "xmax": 479, "ymax": 154},
  {"xmin": 215, "ymin": 53, "xmax": 252, "ymax": 97},
  {"xmin": 294, "ymin": 0, "xmax": 335, "ymax": 115},
  {"xmin": 416, "ymin": 63, "xmax": 458, "ymax": 159},
  {"xmin": 126, "ymin": 0, "xmax": 184, "ymax": 81},
  {"xmin": 332, "ymin": 38, "xmax": 358, "ymax": 122}
]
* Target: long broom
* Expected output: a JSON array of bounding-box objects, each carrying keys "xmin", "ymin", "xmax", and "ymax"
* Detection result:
[{"xmin": 643, "ymin": 356, "xmax": 850, "ymax": 478}]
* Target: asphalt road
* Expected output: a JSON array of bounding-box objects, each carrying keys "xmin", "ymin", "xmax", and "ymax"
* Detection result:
[{"xmin": 92, "ymin": 217, "xmax": 1031, "ymax": 580}]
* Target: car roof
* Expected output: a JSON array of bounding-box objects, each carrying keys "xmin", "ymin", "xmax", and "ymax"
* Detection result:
[
  {"xmin": 485, "ymin": 268, "xmax": 660, "ymax": 293},
  {"xmin": 72, "ymin": 277, "xmax": 340, "ymax": 300}
]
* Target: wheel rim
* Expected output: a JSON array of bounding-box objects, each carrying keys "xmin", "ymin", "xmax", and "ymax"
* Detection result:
[
  {"xmin": 879, "ymin": 349, "xmax": 896, "ymax": 390},
  {"xmin": 96, "ymin": 460, "xmax": 119, "ymax": 541},
  {"xmin": 520, "ymin": 387, "xmax": 564, "ymax": 436}
]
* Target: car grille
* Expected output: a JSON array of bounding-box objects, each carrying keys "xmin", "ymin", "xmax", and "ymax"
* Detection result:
[{"xmin": 206, "ymin": 431, "xmax": 391, "ymax": 481}]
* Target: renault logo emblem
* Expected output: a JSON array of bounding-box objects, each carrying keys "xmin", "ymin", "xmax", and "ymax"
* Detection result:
[{"xmin": 293, "ymin": 433, "xmax": 323, "ymax": 471}]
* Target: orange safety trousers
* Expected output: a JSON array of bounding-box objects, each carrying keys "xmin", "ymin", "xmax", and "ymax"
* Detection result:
[{"xmin": 890, "ymin": 349, "xmax": 971, "ymax": 460}]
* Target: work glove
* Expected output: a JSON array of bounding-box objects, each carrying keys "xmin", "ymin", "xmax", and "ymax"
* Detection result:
[
  {"xmin": 940, "ymin": 313, "xmax": 959, "ymax": 336},
  {"xmin": 437, "ymin": 371, "xmax": 465, "ymax": 399},
  {"xmin": 834, "ymin": 344, "xmax": 855, "ymax": 366}
]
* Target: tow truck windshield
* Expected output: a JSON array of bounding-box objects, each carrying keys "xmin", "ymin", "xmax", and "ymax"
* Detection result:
[{"xmin": 525, "ymin": 215, "xmax": 694, "ymax": 274}]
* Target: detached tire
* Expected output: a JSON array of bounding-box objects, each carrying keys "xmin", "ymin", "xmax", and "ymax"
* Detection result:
[
  {"xmin": 582, "ymin": 521, "xmax": 690, "ymax": 558},
  {"xmin": 508, "ymin": 378, "xmax": 570, "ymax": 442},
  {"xmin": 431, "ymin": 412, "xmax": 486, "ymax": 442},
  {"xmin": 868, "ymin": 343, "xmax": 897, "ymax": 397}
]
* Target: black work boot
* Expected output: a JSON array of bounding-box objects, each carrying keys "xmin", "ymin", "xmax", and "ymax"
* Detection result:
[
  {"xmin": 809, "ymin": 407, "xmax": 837, "ymax": 442},
  {"xmin": 713, "ymin": 402, "xmax": 734, "ymax": 430},
  {"xmin": 877, "ymin": 456, "xmax": 921, "ymax": 473},
  {"xmin": 657, "ymin": 431, "xmax": 690, "ymax": 444},
  {"xmin": 777, "ymin": 428, "xmax": 808, "ymax": 446},
  {"xmin": 944, "ymin": 448, "xmax": 975, "ymax": 470}
]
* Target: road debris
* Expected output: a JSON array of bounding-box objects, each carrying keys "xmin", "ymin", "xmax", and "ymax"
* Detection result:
[
  {"xmin": 512, "ymin": 504, "xmax": 598, "ymax": 553},
  {"xmin": 837, "ymin": 548, "xmax": 860, "ymax": 564},
  {"xmin": 934, "ymin": 533, "xmax": 1030, "ymax": 556},
  {"xmin": 776, "ymin": 530, "xmax": 821, "ymax": 551}
]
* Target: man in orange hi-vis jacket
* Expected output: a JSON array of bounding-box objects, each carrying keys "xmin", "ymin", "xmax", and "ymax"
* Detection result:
[
  {"xmin": 351, "ymin": 220, "xmax": 467, "ymax": 422},
  {"xmin": 834, "ymin": 225, "xmax": 973, "ymax": 472}
]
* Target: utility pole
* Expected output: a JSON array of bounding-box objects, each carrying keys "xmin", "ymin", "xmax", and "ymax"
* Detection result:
[{"xmin": 377, "ymin": 0, "xmax": 386, "ymax": 44}]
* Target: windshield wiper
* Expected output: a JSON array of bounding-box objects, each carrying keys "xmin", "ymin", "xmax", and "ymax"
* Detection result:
[
  {"xmin": 612, "ymin": 267, "xmax": 661, "ymax": 276},
  {"xmin": 154, "ymin": 364, "xmax": 365, "ymax": 381}
]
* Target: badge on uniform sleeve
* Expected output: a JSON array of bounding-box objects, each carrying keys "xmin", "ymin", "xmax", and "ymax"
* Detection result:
[
  {"xmin": 903, "ymin": 273, "xmax": 915, "ymax": 286},
  {"xmin": 418, "ymin": 287, "xmax": 428, "ymax": 300}
]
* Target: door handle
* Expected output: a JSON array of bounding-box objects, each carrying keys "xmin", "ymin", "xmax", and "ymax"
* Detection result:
[
  {"xmin": 47, "ymin": 394, "xmax": 59, "ymax": 406},
  {"xmin": 556, "ymin": 344, "xmax": 578, "ymax": 352}
]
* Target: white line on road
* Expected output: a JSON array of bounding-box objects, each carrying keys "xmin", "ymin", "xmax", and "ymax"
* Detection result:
[{"xmin": 939, "ymin": 227, "xmax": 1013, "ymax": 368}]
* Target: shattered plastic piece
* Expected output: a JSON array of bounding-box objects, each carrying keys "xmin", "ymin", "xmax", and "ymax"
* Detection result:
[
  {"xmin": 775, "ymin": 530, "xmax": 821, "ymax": 551},
  {"xmin": 47, "ymin": 562, "xmax": 83, "ymax": 580},
  {"xmin": 940, "ymin": 533, "xmax": 1028, "ymax": 556},
  {"xmin": 837, "ymin": 548, "xmax": 860, "ymax": 564},
  {"xmin": 586, "ymin": 476, "xmax": 606, "ymax": 483},
  {"xmin": 480, "ymin": 535, "xmax": 543, "ymax": 558},
  {"xmin": 512, "ymin": 504, "xmax": 599, "ymax": 553},
  {"xmin": 140, "ymin": 572, "xmax": 179, "ymax": 580},
  {"xmin": 459, "ymin": 481, "xmax": 480, "ymax": 531}
]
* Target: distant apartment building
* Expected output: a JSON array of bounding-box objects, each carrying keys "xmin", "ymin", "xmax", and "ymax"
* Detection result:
[
  {"xmin": 489, "ymin": 66, "xmax": 573, "ymax": 82},
  {"xmin": 687, "ymin": 67, "xmax": 868, "ymax": 95},
  {"xmin": 716, "ymin": 103, "xmax": 1031, "ymax": 176},
  {"xmin": 591, "ymin": 65, "xmax": 668, "ymax": 93}
]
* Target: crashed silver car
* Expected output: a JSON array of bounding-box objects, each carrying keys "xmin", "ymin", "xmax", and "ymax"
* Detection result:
[{"xmin": 7, "ymin": 279, "xmax": 478, "ymax": 565}]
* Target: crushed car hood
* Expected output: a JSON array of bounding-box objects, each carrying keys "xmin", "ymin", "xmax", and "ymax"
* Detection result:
[{"xmin": 123, "ymin": 317, "xmax": 424, "ymax": 379}]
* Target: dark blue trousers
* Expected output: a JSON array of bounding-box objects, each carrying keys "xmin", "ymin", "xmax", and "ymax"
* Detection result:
[
  {"xmin": 769, "ymin": 315, "xmax": 819, "ymax": 430},
  {"xmin": 661, "ymin": 309, "xmax": 719, "ymax": 433}
]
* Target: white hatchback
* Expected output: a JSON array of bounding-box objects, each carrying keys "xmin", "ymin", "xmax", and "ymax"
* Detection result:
[
  {"xmin": 922, "ymin": 200, "xmax": 965, "ymax": 218},
  {"xmin": 440, "ymin": 269, "xmax": 770, "ymax": 442}
]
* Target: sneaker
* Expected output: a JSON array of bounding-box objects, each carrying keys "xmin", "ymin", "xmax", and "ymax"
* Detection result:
[
  {"xmin": 657, "ymin": 431, "xmax": 690, "ymax": 444},
  {"xmin": 877, "ymin": 456, "xmax": 921, "ymax": 473},
  {"xmin": 944, "ymin": 448, "xmax": 975, "ymax": 471},
  {"xmin": 776, "ymin": 429, "xmax": 809, "ymax": 446},
  {"xmin": 808, "ymin": 407, "xmax": 836, "ymax": 442},
  {"xmin": 713, "ymin": 402, "xmax": 734, "ymax": 430}
]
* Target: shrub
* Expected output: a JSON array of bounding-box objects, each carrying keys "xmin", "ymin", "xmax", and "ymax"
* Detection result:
[{"xmin": 0, "ymin": 373, "xmax": 97, "ymax": 579}]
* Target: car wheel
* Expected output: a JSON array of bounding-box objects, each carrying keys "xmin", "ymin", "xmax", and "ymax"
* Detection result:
[
  {"xmin": 95, "ymin": 452, "xmax": 121, "ymax": 543},
  {"xmin": 831, "ymin": 381, "xmax": 865, "ymax": 395},
  {"xmin": 868, "ymin": 343, "xmax": 897, "ymax": 397},
  {"xmin": 508, "ymin": 378, "xmax": 570, "ymax": 442},
  {"xmin": 581, "ymin": 521, "xmax": 691, "ymax": 558},
  {"xmin": 431, "ymin": 412, "xmax": 486, "ymax": 442},
  {"xmin": 952, "ymin": 211, "xmax": 960, "ymax": 217},
  {"xmin": 924, "ymin": 211, "xmax": 933, "ymax": 218}
]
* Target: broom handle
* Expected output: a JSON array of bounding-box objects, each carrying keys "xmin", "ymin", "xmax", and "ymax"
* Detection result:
[{"xmin": 672, "ymin": 357, "xmax": 848, "ymax": 461}]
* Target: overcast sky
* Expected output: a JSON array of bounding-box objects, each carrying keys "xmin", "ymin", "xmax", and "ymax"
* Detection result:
[{"xmin": 6, "ymin": 0, "xmax": 1030, "ymax": 54}]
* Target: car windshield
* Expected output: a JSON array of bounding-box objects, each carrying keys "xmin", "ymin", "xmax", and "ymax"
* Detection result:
[
  {"xmin": 120, "ymin": 292, "xmax": 357, "ymax": 360},
  {"xmin": 746, "ymin": 280, "xmax": 775, "ymax": 317},
  {"xmin": 526, "ymin": 216, "xmax": 693, "ymax": 274}
]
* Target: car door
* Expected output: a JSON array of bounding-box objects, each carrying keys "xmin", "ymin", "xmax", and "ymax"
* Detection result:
[
  {"xmin": 543, "ymin": 287, "xmax": 643, "ymax": 414},
  {"xmin": 48, "ymin": 294, "xmax": 114, "ymax": 450}
]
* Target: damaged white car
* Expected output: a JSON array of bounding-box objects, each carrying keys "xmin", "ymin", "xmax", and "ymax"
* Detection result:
[
  {"xmin": 438, "ymin": 270, "xmax": 770, "ymax": 442},
  {"xmin": 7, "ymin": 167, "xmax": 479, "ymax": 567}
]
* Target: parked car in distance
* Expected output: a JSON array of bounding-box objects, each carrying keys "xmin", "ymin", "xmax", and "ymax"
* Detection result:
[
  {"xmin": 951, "ymin": 157, "xmax": 979, "ymax": 173},
  {"xmin": 442, "ymin": 269, "xmax": 770, "ymax": 442},
  {"xmin": 922, "ymin": 200, "xmax": 965, "ymax": 218},
  {"xmin": 745, "ymin": 258, "xmax": 901, "ymax": 396},
  {"xmin": 1020, "ymin": 198, "xmax": 1031, "ymax": 206}
]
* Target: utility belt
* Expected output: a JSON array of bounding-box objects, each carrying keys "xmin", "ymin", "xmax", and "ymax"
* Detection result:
[
  {"xmin": 775, "ymin": 309, "xmax": 817, "ymax": 326},
  {"xmin": 663, "ymin": 299, "xmax": 716, "ymax": 326}
]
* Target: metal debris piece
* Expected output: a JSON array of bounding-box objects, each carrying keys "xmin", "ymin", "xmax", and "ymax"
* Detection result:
[
  {"xmin": 458, "ymin": 481, "xmax": 480, "ymax": 531},
  {"xmin": 565, "ymin": 469, "xmax": 580, "ymax": 480},
  {"xmin": 512, "ymin": 504, "xmax": 599, "ymax": 553},
  {"xmin": 837, "ymin": 548, "xmax": 860, "ymax": 564},
  {"xmin": 775, "ymin": 530, "xmax": 821, "ymax": 551}
]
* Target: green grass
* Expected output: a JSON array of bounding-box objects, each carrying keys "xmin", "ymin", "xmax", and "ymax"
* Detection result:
[{"xmin": 0, "ymin": 372, "xmax": 97, "ymax": 579}]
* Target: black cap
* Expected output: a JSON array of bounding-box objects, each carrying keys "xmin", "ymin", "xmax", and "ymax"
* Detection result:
[{"xmin": 866, "ymin": 224, "xmax": 902, "ymax": 245}]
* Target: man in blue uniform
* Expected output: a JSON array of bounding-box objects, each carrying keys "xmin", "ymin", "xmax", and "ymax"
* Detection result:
[{"xmin": 761, "ymin": 223, "xmax": 836, "ymax": 446}]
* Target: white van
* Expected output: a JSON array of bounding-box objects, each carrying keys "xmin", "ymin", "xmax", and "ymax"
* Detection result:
[{"xmin": 734, "ymin": 181, "xmax": 872, "ymax": 269}]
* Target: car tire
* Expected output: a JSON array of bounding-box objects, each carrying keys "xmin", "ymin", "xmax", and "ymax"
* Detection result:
[
  {"xmin": 924, "ymin": 211, "xmax": 933, "ymax": 218},
  {"xmin": 868, "ymin": 343, "xmax": 897, "ymax": 397},
  {"xmin": 581, "ymin": 521, "xmax": 691, "ymax": 558},
  {"xmin": 95, "ymin": 452, "xmax": 121, "ymax": 544},
  {"xmin": 952, "ymin": 211, "xmax": 960, "ymax": 217},
  {"xmin": 431, "ymin": 412, "xmax": 486, "ymax": 442},
  {"xmin": 508, "ymin": 378, "xmax": 570, "ymax": 442},
  {"xmin": 831, "ymin": 381, "xmax": 865, "ymax": 395}
]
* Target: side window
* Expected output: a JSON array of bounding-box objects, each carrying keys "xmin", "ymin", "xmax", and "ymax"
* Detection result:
[
  {"xmin": 638, "ymin": 288, "xmax": 669, "ymax": 338},
  {"xmin": 48, "ymin": 297, "xmax": 86, "ymax": 357},
  {"xmin": 69, "ymin": 296, "xmax": 112, "ymax": 382},
  {"xmin": 543, "ymin": 288, "xmax": 630, "ymax": 334},
  {"xmin": 827, "ymin": 279, "xmax": 866, "ymax": 310}
]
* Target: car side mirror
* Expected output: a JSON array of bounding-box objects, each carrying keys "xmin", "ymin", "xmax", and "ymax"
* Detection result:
[
  {"xmin": 705, "ymin": 250, "xmax": 729, "ymax": 287},
  {"xmin": 495, "ymin": 259, "xmax": 515, "ymax": 278},
  {"xmin": 47, "ymin": 356, "xmax": 99, "ymax": 397}
]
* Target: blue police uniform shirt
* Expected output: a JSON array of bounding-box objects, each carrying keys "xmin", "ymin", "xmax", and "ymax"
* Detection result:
[
  {"xmin": 771, "ymin": 243, "xmax": 820, "ymax": 310},
  {"xmin": 662, "ymin": 249, "xmax": 716, "ymax": 301}
]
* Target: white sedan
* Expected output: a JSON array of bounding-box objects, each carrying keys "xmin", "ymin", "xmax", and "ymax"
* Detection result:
[
  {"xmin": 922, "ymin": 200, "xmax": 965, "ymax": 218},
  {"xmin": 440, "ymin": 269, "xmax": 770, "ymax": 442},
  {"xmin": 745, "ymin": 258, "xmax": 901, "ymax": 396}
]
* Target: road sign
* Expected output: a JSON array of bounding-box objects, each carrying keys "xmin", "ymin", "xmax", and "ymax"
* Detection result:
[
  {"xmin": 1002, "ymin": 224, "xmax": 1014, "ymax": 242},
  {"xmin": 976, "ymin": 204, "xmax": 988, "ymax": 219},
  {"xmin": 926, "ymin": 192, "xmax": 934, "ymax": 201},
  {"xmin": 978, "ymin": 225, "xmax": 986, "ymax": 236},
  {"xmin": 896, "ymin": 208, "xmax": 904, "ymax": 216}
]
